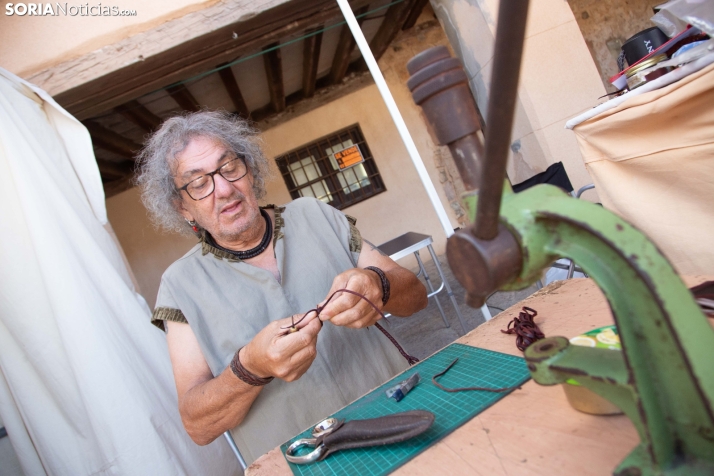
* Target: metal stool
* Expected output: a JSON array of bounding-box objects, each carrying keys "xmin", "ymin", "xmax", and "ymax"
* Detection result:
[{"xmin": 378, "ymin": 232, "xmax": 467, "ymax": 334}]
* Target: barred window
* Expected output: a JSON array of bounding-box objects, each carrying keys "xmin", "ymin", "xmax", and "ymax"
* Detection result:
[{"xmin": 275, "ymin": 125, "xmax": 386, "ymax": 210}]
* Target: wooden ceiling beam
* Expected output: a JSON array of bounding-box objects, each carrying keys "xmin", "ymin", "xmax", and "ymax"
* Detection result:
[
  {"xmin": 166, "ymin": 84, "xmax": 201, "ymax": 112},
  {"xmin": 329, "ymin": 6, "xmax": 369, "ymax": 85},
  {"xmin": 84, "ymin": 121, "xmax": 142, "ymax": 160},
  {"xmin": 329, "ymin": 26, "xmax": 354, "ymax": 85},
  {"xmin": 97, "ymin": 159, "xmax": 134, "ymax": 180},
  {"xmin": 218, "ymin": 64, "xmax": 250, "ymax": 118},
  {"xmin": 263, "ymin": 43, "xmax": 286, "ymax": 113},
  {"xmin": 251, "ymin": 89, "xmax": 301, "ymax": 123},
  {"xmin": 302, "ymin": 27, "xmax": 323, "ymax": 99},
  {"xmin": 356, "ymin": 0, "xmax": 414, "ymax": 71},
  {"xmin": 103, "ymin": 174, "xmax": 136, "ymax": 198},
  {"xmin": 55, "ymin": 0, "xmax": 375, "ymax": 120},
  {"xmin": 115, "ymin": 100, "xmax": 162, "ymax": 133},
  {"xmin": 251, "ymin": 70, "xmax": 372, "ymax": 124},
  {"xmin": 402, "ymin": 0, "xmax": 430, "ymax": 30}
]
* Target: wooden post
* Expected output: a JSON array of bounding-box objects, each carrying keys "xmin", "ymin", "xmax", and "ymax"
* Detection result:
[
  {"xmin": 356, "ymin": 0, "xmax": 414, "ymax": 71},
  {"xmin": 329, "ymin": 6, "xmax": 369, "ymax": 85},
  {"xmin": 166, "ymin": 84, "xmax": 201, "ymax": 112},
  {"xmin": 402, "ymin": 0, "xmax": 430, "ymax": 30},
  {"xmin": 97, "ymin": 159, "xmax": 134, "ymax": 180},
  {"xmin": 84, "ymin": 121, "xmax": 142, "ymax": 159},
  {"xmin": 263, "ymin": 43, "xmax": 286, "ymax": 113},
  {"xmin": 302, "ymin": 27, "xmax": 323, "ymax": 98},
  {"xmin": 115, "ymin": 100, "xmax": 162, "ymax": 133},
  {"xmin": 218, "ymin": 64, "xmax": 250, "ymax": 118}
]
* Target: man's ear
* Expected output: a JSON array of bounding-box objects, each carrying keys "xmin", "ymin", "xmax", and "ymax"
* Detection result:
[{"xmin": 174, "ymin": 198, "xmax": 194, "ymax": 222}]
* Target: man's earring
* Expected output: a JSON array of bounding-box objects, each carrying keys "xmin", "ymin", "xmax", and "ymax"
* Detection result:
[{"xmin": 186, "ymin": 219, "xmax": 199, "ymax": 233}]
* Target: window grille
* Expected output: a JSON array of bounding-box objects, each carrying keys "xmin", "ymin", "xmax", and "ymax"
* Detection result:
[{"xmin": 275, "ymin": 125, "xmax": 386, "ymax": 209}]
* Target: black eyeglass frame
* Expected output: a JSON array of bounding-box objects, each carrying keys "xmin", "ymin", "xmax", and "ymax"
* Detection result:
[{"xmin": 177, "ymin": 156, "xmax": 248, "ymax": 201}]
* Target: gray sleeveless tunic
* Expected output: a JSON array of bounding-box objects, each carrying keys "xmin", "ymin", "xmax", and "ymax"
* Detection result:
[{"xmin": 152, "ymin": 198, "xmax": 407, "ymax": 463}]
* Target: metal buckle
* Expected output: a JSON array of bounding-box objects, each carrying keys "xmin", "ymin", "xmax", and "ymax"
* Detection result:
[{"xmin": 284, "ymin": 417, "xmax": 342, "ymax": 464}]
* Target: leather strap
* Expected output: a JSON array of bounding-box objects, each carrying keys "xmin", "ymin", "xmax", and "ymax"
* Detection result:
[
  {"xmin": 230, "ymin": 347, "xmax": 274, "ymax": 386},
  {"xmin": 317, "ymin": 410, "xmax": 434, "ymax": 460},
  {"xmin": 365, "ymin": 266, "xmax": 390, "ymax": 306}
]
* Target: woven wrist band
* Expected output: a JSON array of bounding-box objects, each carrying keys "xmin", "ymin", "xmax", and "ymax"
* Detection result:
[
  {"xmin": 230, "ymin": 347, "xmax": 274, "ymax": 386},
  {"xmin": 365, "ymin": 266, "xmax": 390, "ymax": 306}
]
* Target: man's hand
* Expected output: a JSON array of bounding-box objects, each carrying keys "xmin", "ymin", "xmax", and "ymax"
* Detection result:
[
  {"xmin": 318, "ymin": 268, "xmax": 384, "ymax": 328},
  {"xmin": 240, "ymin": 313, "xmax": 322, "ymax": 381},
  {"xmin": 167, "ymin": 312, "xmax": 321, "ymax": 446},
  {"xmin": 317, "ymin": 236, "xmax": 428, "ymax": 329}
]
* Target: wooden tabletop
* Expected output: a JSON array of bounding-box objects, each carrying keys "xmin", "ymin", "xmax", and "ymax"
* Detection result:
[{"xmin": 247, "ymin": 276, "xmax": 711, "ymax": 475}]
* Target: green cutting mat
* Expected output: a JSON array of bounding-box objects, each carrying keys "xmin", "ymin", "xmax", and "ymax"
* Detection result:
[{"xmin": 280, "ymin": 343, "xmax": 530, "ymax": 476}]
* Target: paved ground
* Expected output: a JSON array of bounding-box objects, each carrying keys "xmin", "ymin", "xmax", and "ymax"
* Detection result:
[{"xmin": 382, "ymin": 254, "xmax": 538, "ymax": 360}]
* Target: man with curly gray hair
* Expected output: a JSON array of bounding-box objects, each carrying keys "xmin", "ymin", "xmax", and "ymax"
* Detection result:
[{"xmin": 136, "ymin": 111, "xmax": 427, "ymax": 465}]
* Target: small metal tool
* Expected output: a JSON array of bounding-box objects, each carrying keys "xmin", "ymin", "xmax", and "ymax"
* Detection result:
[
  {"xmin": 285, "ymin": 410, "xmax": 434, "ymax": 464},
  {"xmin": 385, "ymin": 372, "xmax": 421, "ymax": 402}
]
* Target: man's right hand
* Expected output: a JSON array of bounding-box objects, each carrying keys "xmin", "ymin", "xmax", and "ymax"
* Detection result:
[
  {"xmin": 240, "ymin": 312, "xmax": 322, "ymax": 382},
  {"xmin": 167, "ymin": 312, "xmax": 322, "ymax": 445}
]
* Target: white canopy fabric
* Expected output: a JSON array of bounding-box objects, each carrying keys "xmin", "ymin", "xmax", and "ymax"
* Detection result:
[{"xmin": 0, "ymin": 67, "xmax": 240, "ymax": 475}]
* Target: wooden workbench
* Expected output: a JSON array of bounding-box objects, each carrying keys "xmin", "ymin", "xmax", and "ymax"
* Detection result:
[{"xmin": 247, "ymin": 276, "xmax": 711, "ymax": 475}]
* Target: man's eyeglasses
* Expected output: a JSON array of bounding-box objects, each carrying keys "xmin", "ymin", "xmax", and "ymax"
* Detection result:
[{"xmin": 177, "ymin": 156, "xmax": 248, "ymax": 201}]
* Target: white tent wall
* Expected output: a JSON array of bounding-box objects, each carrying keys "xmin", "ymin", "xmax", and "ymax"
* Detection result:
[{"xmin": 0, "ymin": 68, "xmax": 239, "ymax": 475}]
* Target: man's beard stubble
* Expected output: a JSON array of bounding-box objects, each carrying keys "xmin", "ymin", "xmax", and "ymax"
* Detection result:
[{"xmin": 213, "ymin": 191, "xmax": 263, "ymax": 244}]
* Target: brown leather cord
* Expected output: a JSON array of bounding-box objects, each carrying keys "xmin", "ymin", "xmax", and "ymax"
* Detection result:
[
  {"xmin": 373, "ymin": 322, "xmax": 419, "ymax": 366},
  {"xmin": 500, "ymin": 306, "xmax": 545, "ymax": 352},
  {"xmin": 432, "ymin": 358, "xmax": 521, "ymax": 393},
  {"xmin": 281, "ymin": 288, "xmax": 419, "ymax": 366},
  {"xmin": 364, "ymin": 266, "xmax": 390, "ymax": 305},
  {"xmin": 230, "ymin": 347, "xmax": 274, "ymax": 386}
]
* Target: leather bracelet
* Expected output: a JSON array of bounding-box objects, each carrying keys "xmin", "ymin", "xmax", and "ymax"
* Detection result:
[
  {"xmin": 365, "ymin": 266, "xmax": 390, "ymax": 306},
  {"xmin": 230, "ymin": 347, "xmax": 274, "ymax": 386}
]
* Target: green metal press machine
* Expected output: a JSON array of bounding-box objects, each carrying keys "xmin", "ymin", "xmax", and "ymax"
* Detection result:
[{"xmin": 406, "ymin": 1, "xmax": 714, "ymax": 474}]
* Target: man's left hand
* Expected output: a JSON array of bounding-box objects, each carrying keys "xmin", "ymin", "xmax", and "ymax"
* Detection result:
[{"xmin": 317, "ymin": 268, "xmax": 383, "ymax": 328}]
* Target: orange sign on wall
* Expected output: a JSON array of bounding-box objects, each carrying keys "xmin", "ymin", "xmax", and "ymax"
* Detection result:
[{"xmin": 333, "ymin": 145, "xmax": 364, "ymax": 170}]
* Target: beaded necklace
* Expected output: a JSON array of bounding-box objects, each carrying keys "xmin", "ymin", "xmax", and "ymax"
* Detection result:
[{"xmin": 205, "ymin": 208, "xmax": 272, "ymax": 260}]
